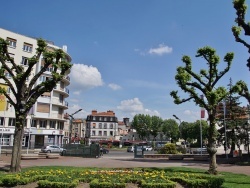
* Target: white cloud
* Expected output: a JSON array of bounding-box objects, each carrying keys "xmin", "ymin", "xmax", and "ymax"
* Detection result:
[
  {"xmin": 73, "ymin": 91, "xmax": 80, "ymax": 95},
  {"xmin": 148, "ymin": 44, "xmax": 173, "ymax": 56},
  {"xmin": 70, "ymin": 64, "xmax": 104, "ymax": 90},
  {"xmin": 108, "ymin": 83, "xmax": 122, "ymax": 90},
  {"xmin": 117, "ymin": 98, "xmax": 144, "ymax": 112},
  {"xmin": 117, "ymin": 98, "xmax": 160, "ymax": 118},
  {"xmin": 144, "ymin": 109, "xmax": 161, "ymax": 116}
]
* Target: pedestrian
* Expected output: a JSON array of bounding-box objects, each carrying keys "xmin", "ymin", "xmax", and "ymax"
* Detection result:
[{"xmin": 100, "ymin": 146, "xmax": 103, "ymax": 157}]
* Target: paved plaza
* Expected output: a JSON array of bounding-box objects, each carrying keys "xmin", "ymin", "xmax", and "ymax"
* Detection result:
[{"xmin": 1, "ymin": 154, "xmax": 250, "ymax": 176}]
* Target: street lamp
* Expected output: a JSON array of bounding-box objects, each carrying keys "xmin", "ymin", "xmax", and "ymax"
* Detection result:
[
  {"xmin": 69, "ymin": 109, "xmax": 82, "ymax": 144},
  {"xmin": 173, "ymin": 115, "xmax": 181, "ymax": 125},
  {"xmin": 173, "ymin": 114, "xmax": 182, "ymax": 139}
]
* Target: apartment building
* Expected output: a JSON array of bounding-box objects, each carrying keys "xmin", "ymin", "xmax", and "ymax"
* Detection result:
[
  {"xmin": 71, "ymin": 118, "xmax": 86, "ymax": 143},
  {"xmin": 0, "ymin": 28, "xmax": 71, "ymax": 148},
  {"xmin": 85, "ymin": 110, "xmax": 118, "ymax": 144}
]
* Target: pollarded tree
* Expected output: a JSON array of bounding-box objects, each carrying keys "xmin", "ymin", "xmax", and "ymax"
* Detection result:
[
  {"xmin": 0, "ymin": 38, "xmax": 72, "ymax": 172},
  {"xmin": 232, "ymin": 0, "xmax": 250, "ymax": 70},
  {"xmin": 170, "ymin": 46, "xmax": 234, "ymax": 174}
]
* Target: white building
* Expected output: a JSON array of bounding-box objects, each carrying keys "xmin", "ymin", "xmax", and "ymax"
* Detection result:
[
  {"xmin": 85, "ymin": 110, "xmax": 119, "ymax": 144},
  {"xmin": 0, "ymin": 28, "xmax": 71, "ymax": 149}
]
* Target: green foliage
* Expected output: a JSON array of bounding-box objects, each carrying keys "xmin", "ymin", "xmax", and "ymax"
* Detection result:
[
  {"xmin": 1, "ymin": 176, "xmax": 30, "ymax": 187},
  {"xmin": 132, "ymin": 114, "xmax": 160, "ymax": 140},
  {"xmin": 232, "ymin": 0, "xmax": 250, "ymax": 69},
  {"xmin": 140, "ymin": 179, "xmax": 176, "ymax": 188},
  {"xmin": 158, "ymin": 143, "xmax": 179, "ymax": 154},
  {"xmin": 161, "ymin": 119, "xmax": 179, "ymax": 142},
  {"xmin": 89, "ymin": 178, "xmax": 126, "ymax": 188},
  {"xmin": 3, "ymin": 166, "xmax": 250, "ymax": 188},
  {"xmin": 37, "ymin": 179, "xmax": 78, "ymax": 188},
  {"xmin": 170, "ymin": 46, "xmax": 234, "ymax": 174},
  {"xmin": 176, "ymin": 145, "xmax": 187, "ymax": 154}
]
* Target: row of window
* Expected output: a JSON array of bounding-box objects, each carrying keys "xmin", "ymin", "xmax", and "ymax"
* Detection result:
[
  {"xmin": 0, "ymin": 136, "xmax": 25, "ymax": 146},
  {"xmin": 91, "ymin": 130, "xmax": 114, "ymax": 136},
  {"xmin": 87, "ymin": 123, "xmax": 115, "ymax": 129},
  {"xmin": 89, "ymin": 116, "xmax": 116, "ymax": 122},
  {"xmin": 7, "ymin": 37, "xmax": 33, "ymax": 53},
  {"xmin": 0, "ymin": 117, "xmax": 64, "ymax": 130}
]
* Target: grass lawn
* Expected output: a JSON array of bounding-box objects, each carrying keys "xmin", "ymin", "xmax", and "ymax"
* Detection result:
[{"xmin": 0, "ymin": 166, "xmax": 249, "ymax": 188}]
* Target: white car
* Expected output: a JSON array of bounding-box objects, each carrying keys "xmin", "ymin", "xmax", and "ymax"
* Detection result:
[
  {"xmin": 41, "ymin": 145, "xmax": 66, "ymax": 155},
  {"xmin": 145, "ymin": 146, "xmax": 153, "ymax": 151}
]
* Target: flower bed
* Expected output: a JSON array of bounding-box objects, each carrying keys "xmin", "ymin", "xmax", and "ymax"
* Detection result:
[{"xmin": 0, "ymin": 168, "xmax": 224, "ymax": 188}]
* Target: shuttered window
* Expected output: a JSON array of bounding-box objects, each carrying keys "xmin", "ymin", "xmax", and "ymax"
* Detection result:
[{"xmin": 37, "ymin": 103, "xmax": 50, "ymax": 113}]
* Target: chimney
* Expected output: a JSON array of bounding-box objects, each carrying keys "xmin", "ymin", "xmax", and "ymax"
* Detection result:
[{"xmin": 92, "ymin": 110, "xmax": 97, "ymax": 115}]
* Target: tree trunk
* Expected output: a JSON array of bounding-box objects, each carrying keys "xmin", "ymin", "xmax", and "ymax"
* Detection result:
[
  {"xmin": 10, "ymin": 113, "xmax": 25, "ymax": 173},
  {"xmin": 207, "ymin": 114, "xmax": 218, "ymax": 175}
]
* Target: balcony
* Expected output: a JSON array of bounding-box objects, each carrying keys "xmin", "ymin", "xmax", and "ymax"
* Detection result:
[
  {"xmin": 51, "ymin": 98, "xmax": 68, "ymax": 109},
  {"xmin": 62, "ymin": 75, "xmax": 70, "ymax": 85},
  {"xmin": 53, "ymin": 86, "xmax": 69, "ymax": 97},
  {"xmin": 51, "ymin": 113, "xmax": 64, "ymax": 120}
]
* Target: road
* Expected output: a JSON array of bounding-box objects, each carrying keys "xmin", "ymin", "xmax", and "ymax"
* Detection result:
[
  {"xmin": 1, "ymin": 150, "xmax": 250, "ymax": 176},
  {"xmin": 105, "ymin": 150, "xmax": 155, "ymax": 158}
]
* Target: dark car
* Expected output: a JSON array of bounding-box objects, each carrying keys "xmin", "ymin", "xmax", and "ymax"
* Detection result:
[{"xmin": 102, "ymin": 148, "xmax": 109, "ymax": 154}]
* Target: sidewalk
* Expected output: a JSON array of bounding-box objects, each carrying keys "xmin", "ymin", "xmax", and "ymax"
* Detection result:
[{"xmin": 1, "ymin": 154, "xmax": 250, "ymax": 176}]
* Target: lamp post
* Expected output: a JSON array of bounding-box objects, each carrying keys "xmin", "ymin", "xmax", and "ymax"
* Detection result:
[
  {"xmin": 173, "ymin": 115, "xmax": 181, "ymax": 125},
  {"xmin": 69, "ymin": 109, "xmax": 82, "ymax": 144},
  {"xmin": 246, "ymin": 105, "xmax": 250, "ymax": 161},
  {"xmin": 223, "ymin": 100, "xmax": 228, "ymax": 159},
  {"xmin": 173, "ymin": 114, "xmax": 182, "ymax": 141},
  {"xmin": 27, "ymin": 114, "xmax": 34, "ymax": 154}
]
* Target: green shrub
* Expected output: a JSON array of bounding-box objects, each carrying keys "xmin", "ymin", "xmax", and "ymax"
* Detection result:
[
  {"xmin": 140, "ymin": 179, "xmax": 176, "ymax": 188},
  {"xmin": 37, "ymin": 179, "xmax": 78, "ymax": 188},
  {"xmin": 176, "ymin": 145, "xmax": 187, "ymax": 154},
  {"xmin": 1, "ymin": 176, "xmax": 30, "ymax": 187},
  {"xmin": 158, "ymin": 143, "xmax": 179, "ymax": 154},
  {"xmin": 207, "ymin": 176, "xmax": 225, "ymax": 188},
  {"xmin": 186, "ymin": 179, "xmax": 208, "ymax": 188}
]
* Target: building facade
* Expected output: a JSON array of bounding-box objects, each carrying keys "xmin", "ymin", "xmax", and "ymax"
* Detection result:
[
  {"xmin": 85, "ymin": 110, "xmax": 118, "ymax": 144},
  {"xmin": 0, "ymin": 28, "xmax": 71, "ymax": 148}
]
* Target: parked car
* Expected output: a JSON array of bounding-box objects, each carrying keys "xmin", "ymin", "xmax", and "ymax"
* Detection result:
[
  {"xmin": 102, "ymin": 148, "xmax": 109, "ymax": 154},
  {"xmin": 41, "ymin": 145, "xmax": 66, "ymax": 155},
  {"xmin": 145, "ymin": 146, "xmax": 153, "ymax": 151},
  {"xmin": 127, "ymin": 146, "xmax": 134, "ymax": 152}
]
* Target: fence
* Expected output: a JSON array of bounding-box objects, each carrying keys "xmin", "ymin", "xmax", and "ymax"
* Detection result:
[{"xmin": 63, "ymin": 144, "xmax": 100, "ymax": 158}]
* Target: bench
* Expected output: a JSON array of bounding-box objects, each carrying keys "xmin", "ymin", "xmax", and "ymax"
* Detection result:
[
  {"xmin": 46, "ymin": 153, "xmax": 60, "ymax": 159},
  {"xmin": 38, "ymin": 152, "xmax": 47, "ymax": 159},
  {"xmin": 144, "ymin": 154, "xmax": 169, "ymax": 158},
  {"xmin": 21, "ymin": 154, "xmax": 39, "ymax": 160},
  {"xmin": 168, "ymin": 155, "xmax": 183, "ymax": 160}
]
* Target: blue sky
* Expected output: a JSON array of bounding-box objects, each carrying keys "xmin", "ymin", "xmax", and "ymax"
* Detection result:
[{"xmin": 1, "ymin": 0, "xmax": 250, "ymax": 122}]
